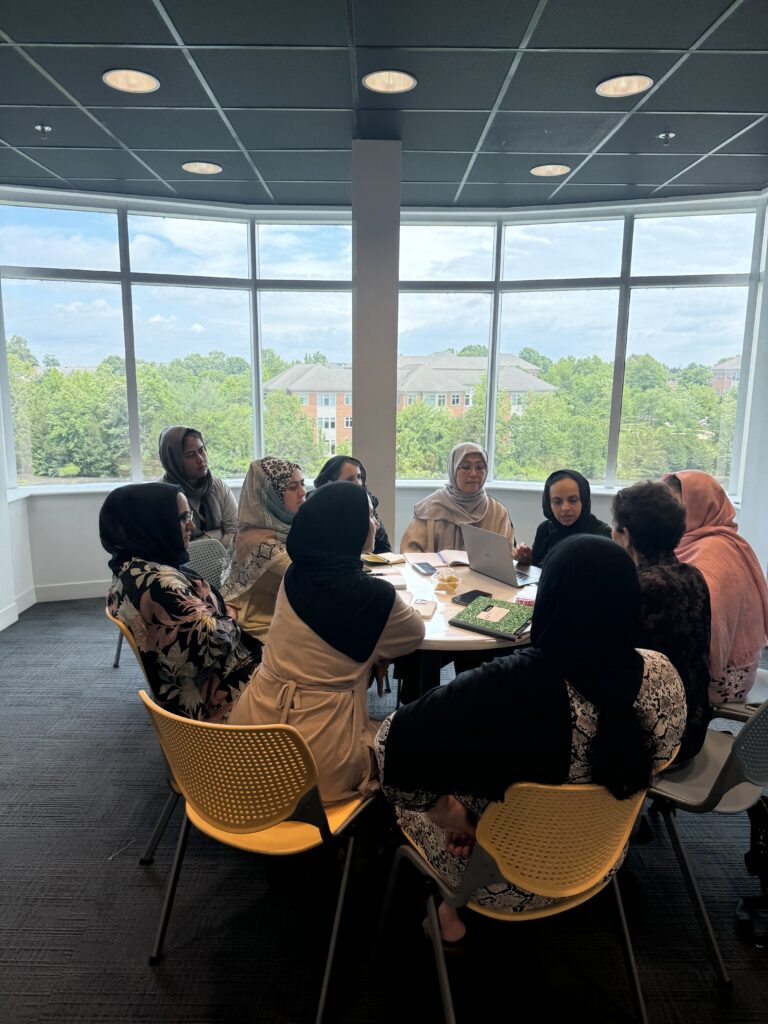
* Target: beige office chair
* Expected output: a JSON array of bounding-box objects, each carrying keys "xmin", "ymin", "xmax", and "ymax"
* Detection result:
[
  {"xmin": 139, "ymin": 690, "xmax": 373, "ymax": 1024},
  {"xmin": 378, "ymin": 781, "xmax": 651, "ymax": 1024}
]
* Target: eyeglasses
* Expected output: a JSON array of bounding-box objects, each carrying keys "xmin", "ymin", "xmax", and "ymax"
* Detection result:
[{"xmin": 178, "ymin": 510, "xmax": 194, "ymax": 523}]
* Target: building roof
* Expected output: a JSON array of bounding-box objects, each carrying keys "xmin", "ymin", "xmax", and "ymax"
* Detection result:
[
  {"xmin": 712, "ymin": 356, "xmax": 741, "ymax": 371},
  {"xmin": 399, "ymin": 351, "xmax": 541, "ymax": 374}
]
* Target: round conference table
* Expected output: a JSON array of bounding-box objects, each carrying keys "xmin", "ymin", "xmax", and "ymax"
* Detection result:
[{"xmin": 368, "ymin": 552, "xmax": 536, "ymax": 698}]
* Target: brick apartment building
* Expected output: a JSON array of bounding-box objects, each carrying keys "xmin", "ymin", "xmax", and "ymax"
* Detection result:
[{"xmin": 710, "ymin": 356, "xmax": 740, "ymax": 395}]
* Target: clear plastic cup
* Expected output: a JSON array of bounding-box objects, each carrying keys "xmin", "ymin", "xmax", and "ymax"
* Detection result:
[{"xmin": 433, "ymin": 569, "xmax": 460, "ymax": 595}]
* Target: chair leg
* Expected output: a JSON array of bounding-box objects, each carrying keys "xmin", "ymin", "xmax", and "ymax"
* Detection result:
[
  {"xmin": 374, "ymin": 842, "xmax": 408, "ymax": 951},
  {"xmin": 611, "ymin": 875, "xmax": 648, "ymax": 1024},
  {"xmin": 149, "ymin": 812, "xmax": 191, "ymax": 966},
  {"xmin": 659, "ymin": 804, "xmax": 731, "ymax": 987},
  {"xmin": 139, "ymin": 787, "xmax": 181, "ymax": 865},
  {"xmin": 425, "ymin": 890, "xmax": 457, "ymax": 1024},
  {"xmin": 316, "ymin": 835, "xmax": 355, "ymax": 1024},
  {"xmin": 113, "ymin": 632, "xmax": 123, "ymax": 668}
]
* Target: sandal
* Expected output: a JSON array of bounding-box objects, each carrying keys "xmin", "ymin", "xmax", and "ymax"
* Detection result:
[{"xmin": 422, "ymin": 916, "xmax": 466, "ymax": 955}]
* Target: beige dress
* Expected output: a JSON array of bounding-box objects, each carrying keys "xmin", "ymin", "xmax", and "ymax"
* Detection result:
[
  {"xmin": 228, "ymin": 548, "xmax": 290, "ymax": 642},
  {"xmin": 400, "ymin": 495, "xmax": 514, "ymax": 553},
  {"xmin": 229, "ymin": 582, "xmax": 426, "ymax": 803}
]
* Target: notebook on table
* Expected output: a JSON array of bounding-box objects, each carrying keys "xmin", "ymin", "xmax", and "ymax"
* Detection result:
[
  {"xmin": 449, "ymin": 596, "xmax": 533, "ymax": 642},
  {"xmin": 361, "ymin": 551, "xmax": 406, "ymax": 565},
  {"xmin": 462, "ymin": 524, "xmax": 542, "ymax": 587}
]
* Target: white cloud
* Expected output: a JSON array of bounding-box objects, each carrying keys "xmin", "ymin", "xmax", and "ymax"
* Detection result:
[
  {"xmin": 190, "ymin": 322, "xmax": 205, "ymax": 333},
  {"xmin": 147, "ymin": 313, "xmax": 177, "ymax": 326}
]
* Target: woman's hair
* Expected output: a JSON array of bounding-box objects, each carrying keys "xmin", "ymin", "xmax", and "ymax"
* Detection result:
[
  {"xmin": 612, "ymin": 480, "xmax": 686, "ymax": 558},
  {"xmin": 313, "ymin": 455, "xmax": 365, "ymax": 490}
]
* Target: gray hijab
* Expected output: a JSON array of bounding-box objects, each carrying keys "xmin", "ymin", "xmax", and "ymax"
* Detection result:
[
  {"xmin": 158, "ymin": 426, "xmax": 221, "ymax": 539},
  {"xmin": 412, "ymin": 442, "xmax": 490, "ymax": 526}
]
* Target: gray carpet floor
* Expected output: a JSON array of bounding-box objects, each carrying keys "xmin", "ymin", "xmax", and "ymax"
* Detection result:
[{"xmin": 1, "ymin": 598, "xmax": 767, "ymax": 1024}]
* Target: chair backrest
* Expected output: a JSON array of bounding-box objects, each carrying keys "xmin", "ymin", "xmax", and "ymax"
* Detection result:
[
  {"xmin": 732, "ymin": 697, "xmax": 768, "ymax": 787},
  {"xmin": 457, "ymin": 782, "xmax": 646, "ymax": 903},
  {"xmin": 105, "ymin": 606, "xmax": 152, "ymax": 686},
  {"xmin": 187, "ymin": 537, "xmax": 227, "ymax": 589},
  {"xmin": 138, "ymin": 689, "xmax": 326, "ymax": 835}
]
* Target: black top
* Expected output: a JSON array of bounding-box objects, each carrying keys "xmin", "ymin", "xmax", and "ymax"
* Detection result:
[
  {"xmin": 99, "ymin": 482, "xmax": 190, "ymax": 574},
  {"xmin": 530, "ymin": 469, "xmax": 611, "ymax": 566},
  {"xmin": 312, "ymin": 455, "xmax": 391, "ymax": 553}
]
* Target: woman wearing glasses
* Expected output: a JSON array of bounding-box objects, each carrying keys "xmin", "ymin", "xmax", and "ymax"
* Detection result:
[{"xmin": 99, "ymin": 483, "xmax": 262, "ymax": 722}]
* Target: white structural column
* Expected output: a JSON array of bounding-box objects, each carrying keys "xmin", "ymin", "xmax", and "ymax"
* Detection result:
[{"xmin": 351, "ymin": 140, "xmax": 402, "ymax": 534}]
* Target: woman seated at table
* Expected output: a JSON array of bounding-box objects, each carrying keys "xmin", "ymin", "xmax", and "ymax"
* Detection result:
[
  {"xmin": 612, "ymin": 480, "xmax": 711, "ymax": 761},
  {"xmin": 230, "ymin": 482, "xmax": 425, "ymax": 804},
  {"xmin": 219, "ymin": 457, "xmax": 305, "ymax": 642},
  {"xmin": 400, "ymin": 442, "xmax": 513, "ymax": 553},
  {"xmin": 375, "ymin": 535, "xmax": 685, "ymax": 944},
  {"xmin": 663, "ymin": 469, "xmax": 768, "ymax": 706},
  {"xmin": 514, "ymin": 468, "xmax": 611, "ymax": 567},
  {"xmin": 100, "ymin": 483, "xmax": 261, "ymax": 722},
  {"xmin": 313, "ymin": 455, "xmax": 392, "ymax": 553},
  {"xmin": 159, "ymin": 425, "xmax": 238, "ymax": 548}
]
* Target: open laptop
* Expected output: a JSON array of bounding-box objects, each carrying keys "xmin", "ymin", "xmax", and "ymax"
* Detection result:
[{"xmin": 462, "ymin": 524, "xmax": 542, "ymax": 587}]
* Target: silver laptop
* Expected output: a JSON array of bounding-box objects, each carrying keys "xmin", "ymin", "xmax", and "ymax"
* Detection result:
[{"xmin": 462, "ymin": 524, "xmax": 542, "ymax": 587}]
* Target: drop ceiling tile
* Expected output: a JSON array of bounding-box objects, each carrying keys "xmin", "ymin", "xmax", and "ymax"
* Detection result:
[
  {"xmin": 469, "ymin": 152, "xmax": 579, "ymax": 184},
  {"xmin": 552, "ymin": 184, "xmax": 654, "ymax": 203},
  {"xmin": 502, "ymin": 52, "xmax": 681, "ymax": 113},
  {"xmin": 0, "ymin": 105, "xmax": 120, "ymax": 148},
  {"xmin": 653, "ymin": 183, "xmax": 758, "ymax": 197},
  {"xmin": 400, "ymin": 111, "xmax": 487, "ymax": 151},
  {"xmin": 400, "ymin": 182, "xmax": 458, "ymax": 206},
  {"xmin": 227, "ymin": 109, "xmax": 354, "ymax": 149},
  {"xmin": 19, "ymin": 146, "xmax": 153, "ymax": 177},
  {"xmin": 700, "ymin": 0, "xmax": 768, "ymax": 49},
  {"xmin": 402, "ymin": 152, "xmax": 470, "ymax": 182},
  {"xmin": 0, "ymin": 47, "xmax": 70, "ymax": 105},
  {"xmin": 27, "ymin": 46, "xmax": 212, "ymax": 107},
  {"xmin": 458, "ymin": 182, "xmax": 556, "ymax": 206},
  {"xmin": 483, "ymin": 111, "xmax": 624, "ymax": 153},
  {"xmin": 673, "ymin": 154, "xmax": 768, "ymax": 186},
  {"xmin": 720, "ymin": 117, "xmax": 768, "ymax": 154},
  {"xmin": 164, "ymin": 0, "xmax": 349, "ymax": 45},
  {"xmin": 193, "ymin": 50, "xmax": 352, "ymax": 109},
  {"xmin": 67, "ymin": 178, "xmax": 174, "ymax": 197},
  {"xmin": 357, "ymin": 49, "xmax": 513, "ymax": 110},
  {"xmin": 531, "ymin": 0, "xmax": 733, "ymax": 48},
  {"xmin": 0, "ymin": 1, "xmax": 175, "ymax": 43},
  {"xmin": 137, "ymin": 150, "xmax": 251, "ymax": 180},
  {"xmin": 571, "ymin": 153, "xmax": 695, "ymax": 184},
  {"xmin": 95, "ymin": 109, "xmax": 235, "ymax": 150},
  {"xmin": 644, "ymin": 54, "xmax": 768, "ymax": 112},
  {"xmin": 355, "ymin": 0, "xmax": 539, "ymax": 47},
  {"xmin": 166, "ymin": 178, "xmax": 272, "ymax": 203},
  {"xmin": 266, "ymin": 181, "xmax": 350, "ymax": 204},
  {"xmin": 601, "ymin": 112, "xmax": 758, "ymax": 154},
  {"xmin": 247, "ymin": 150, "xmax": 351, "ymax": 181},
  {"xmin": 0, "ymin": 147, "xmax": 60, "ymax": 176}
]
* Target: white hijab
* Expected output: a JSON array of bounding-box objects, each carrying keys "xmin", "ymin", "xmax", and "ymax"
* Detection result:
[{"xmin": 411, "ymin": 442, "xmax": 490, "ymax": 526}]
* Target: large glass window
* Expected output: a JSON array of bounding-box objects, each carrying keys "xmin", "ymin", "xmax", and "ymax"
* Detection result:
[
  {"xmin": 617, "ymin": 287, "xmax": 749, "ymax": 484},
  {"xmin": 399, "ymin": 225, "xmax": 495, "ymax": 281},
  {"xmin": 631, "ymin": 213, "xmax": 755, "ymax": 277},
  {"xmin": 502, "ymin": 220, "xmax": 623, "ymax": 280},
  {"xmin": 132, "ymin": 285, "xmax": 253, "ymax": 479},
  {"xmin": 2, "ymin": 279, "xmax": 129, "ymax": 484},
  {"xmin": 257, "ymin": 224, "xmax": 351, "ymax": 280},
  {"xmin": 494, "ymin": 290, "xmax": 620, "ymax": 482},
  {"xmin": 396, "ymin": 292, "xmax": 492, "ymax": 479},
  {"xmin": 0, "ymin": 205, "xmax": 118, "ymax": 271},
  {"xmin": 128, "ymin": 214, "xmax": 248, "ymax": 278}
]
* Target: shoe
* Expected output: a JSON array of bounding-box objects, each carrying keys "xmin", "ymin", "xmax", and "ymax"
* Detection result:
[{"xmin": 422, "ymin": 915, "xmax": 466, "ymax": 955}]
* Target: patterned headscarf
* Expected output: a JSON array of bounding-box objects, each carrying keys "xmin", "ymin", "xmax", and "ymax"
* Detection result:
[{"xmin": 219, "ymin": 457, "xmax": 301, "ymax": 600}]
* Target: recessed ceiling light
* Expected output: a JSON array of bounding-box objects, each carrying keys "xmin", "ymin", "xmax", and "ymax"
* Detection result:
[
  {"xmin": 182, "ymin": 161, "xmax": 223, "ymax": 175},
  {"xmin": 596, "ymin": 74, "xmax": 653, "ymax": 98},
  {"xmin": 362, "ymin": 69, "xmax": 417, "ymax": 94},
  {"xmin": 102, "ymin": 68, "xmax": 160, "ymax": 94},
  {"xmin": 530, "ymin": 163, "xmax": 571, "ymax": 177}
]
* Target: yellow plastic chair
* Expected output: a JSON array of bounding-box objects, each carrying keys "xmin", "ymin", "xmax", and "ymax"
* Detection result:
[
  {"xmin": 138, "ymin": 689, "xmax": 373, "ymax": 1024},
  {"xmin": 378, "ymin": 782, "xmax": 650, "ymax": 1024},
  {"xmin": 105, "ymin": 607, "xmax": 182, "ymax": 864}
]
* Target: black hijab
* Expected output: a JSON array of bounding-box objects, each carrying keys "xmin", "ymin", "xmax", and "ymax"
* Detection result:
[
  {"xmin": 314, "ymin": 455, "xmax": 367, "ymax": 489},
  {"xmin": 99, "ymin": 483, "xmax": 190, "ymax": 574},
  {"xmin": 284, "ymin": 481, "xmax": 397, "ymax": 662},
  {"xmin": 382, "ymin": 535, "xmax": 651, "ymax": 802},
  {"xmin": 533, "ymin": 469, "xmax": 611, "ymax": 564}
]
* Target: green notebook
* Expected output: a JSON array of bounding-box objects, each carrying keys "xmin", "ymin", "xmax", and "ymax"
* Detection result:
[{"xmin": 449, "ymin": 596, "xmax": 533, "ymax": 642}]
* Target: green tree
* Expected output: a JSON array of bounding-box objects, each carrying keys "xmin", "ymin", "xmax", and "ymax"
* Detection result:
[
  {"xmin": 674, "ymin": 362, "xmax": 711, "ymax": 388},
  {"xmin": 624, "ymin": 353, "xmax": 668, "ymax": 392},
  {"xmin": 262, "ymin": 347, "xmax": 289, "ymax": 382},
  {"xmin": 263, "ymin": 391, "xmax": 328, "ymax": 476},
  {"xmin": 457, "ymin": 344, "xmax": 487, "ymax": 357},
  {"xmin": 396, "ymin": 402, "xmax": 462, "ymax": 478},
  {"xmin": 304, "ymin": 350, "xmax": 328, "ymax": 364},
  {"xmin": 518, "ymin": 347, "xmax": 553, "ymax": 373}
]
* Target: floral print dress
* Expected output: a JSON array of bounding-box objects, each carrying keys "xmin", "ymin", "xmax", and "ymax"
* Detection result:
[{"xmin": 108, "ymin": 558, "xmax": 261, "ymax": 721}]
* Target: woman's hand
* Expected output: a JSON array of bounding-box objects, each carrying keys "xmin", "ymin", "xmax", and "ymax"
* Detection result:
[
  {"xmin": 371, "ymin": 658, "xmax": 390, "ymax": 697},
  {"xmin": 513, "ymin": 543, "xmax": 533, "ymax": 565},
  {"xmin": 225, "ymin": 603, "xmax": 239, "ymax": 621}
]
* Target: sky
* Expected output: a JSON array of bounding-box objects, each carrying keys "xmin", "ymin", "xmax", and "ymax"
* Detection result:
[{"xmin": 0, "ymin": 204, "xmax": 756, "ymax": 370}]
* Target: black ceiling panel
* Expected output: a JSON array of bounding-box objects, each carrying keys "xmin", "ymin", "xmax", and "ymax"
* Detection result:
[
  {"xmin": 95, "ymin": 109, "xmax": 236, "ymax": 150},
  {"xmin": 266, "ymin": 181, "xmax": 350, "ymax": 204},
  {"xmin": 645, "ymin": 54, "xmax": 768, "ymax": 113},
  {"xmin": 401, "ymin": 152, "xmax": 471, "ymax": 182},
  {"xmin": 601, "ymin": 112, "xmax": 758, "ymax": 154},
  {"xmin": 246, "ymin": 150, "xmax": 351, "ymax": 182},
  {"xmin": 673, "ymin": 154, "xmax": 768, "ymax": 187},
  {"xmin": 399, "ymin": 111, "xmax": 487, "ymax": 151},
  {"xmin": 503, "ymin": 52, "xmax": 681, "ymax": 113},
  {"xmin": 356, "ymin": 49, "xmax": 513, "ymax": 110},
  {"xmin": 226, "ymin": 109, "xmax": 354, "ymax": 150},
  {"xmin": 700, "ymin": 0, "xmax": 768, "ymax": 50},
  {"xmin": 67, "ymin": 178, "xmax": 172, "ymax": 197},
  {"xmin": 20, "ymin": 146, "xmax": 154, "ymax": 178},
  {"xmin": 400, "ymin": 182, "xmax": 458, "ymax": 206},
  {"xmin": 0, "ymin": 175, "xmax": 71, "ymax": 187},
  {"xmin": 0, "ymin": 47, "xmax": 71, "ymax": 105},
  {"xmin": 0, "ymin": 1, "xmax": 175, "ymax": 44},
  {"xmin": 552, "ymin": 184, "xmax": 655, "ymax": 203},
  {"xmin": 570, "ymin": 153, "xmax": 696, "ymax": 185},
  {"xmin": 137, "ymin": 150, "xmax": 255, "ymax": 181},
  {"xmin": 469, "ymin": 152, "xmax": 581, "ymax": 184},
  {"xmin": 162, "ymin": 0, "xmax": 348, "ymax": 46},
  {"xmin": 27, "ymin": 47, "xmax": 212, "ymax": 107},
  {"xmin": 166, "ymin": 179, "xmax": 272, "ymax": 203},
  {"xmin": 483, "ymin": 111, "xmax": 624, "ymax": 153},
  {"xmin": 354, "ymin": 0, "xmax": 539, "ymax": 47},
  {"xmin": 721, "ymin": 117, "xmax": 768, "ymax": 154},
  {"xmin": 530, "ymin": 0, "xmax": 733, "ymax": 49},
  {"xmin": 193, "ymin": 50, "xmax": 352, "ymax": 109},
  {"xmin": 0, "ymin": 106, "xmax": 119, "ymax": 148},
  {"xmin": 460, "ymin": 182, "xmax": 556, "ymax": 206},
  {"xmin": 0, "ymin": 147, "xmax": 59, "ymax": 176},
  {"xmin": 652, "ymin": 183, "xmax": 759, "ymax": 198}
]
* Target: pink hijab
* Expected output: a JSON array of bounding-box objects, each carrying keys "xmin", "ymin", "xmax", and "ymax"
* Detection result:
[{"xmin": 663, "ymin": 470, "xmax": 768, "ymax": 680}]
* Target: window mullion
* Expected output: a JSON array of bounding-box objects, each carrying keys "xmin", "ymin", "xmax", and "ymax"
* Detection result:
[
  {"xmin": 605, "ymin": 213, "xmax": 635, "ymax": 487},
  {"xmin": 249, "ymin": 219, "xmax": 263, "ymax": 460},
  {"xmin": 117, "ymin": 209, "xmax": 142, "ymax": 481},
  {"xmin": 485, "ymin": 221, "xmax": 504, "ymax": 479}
]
